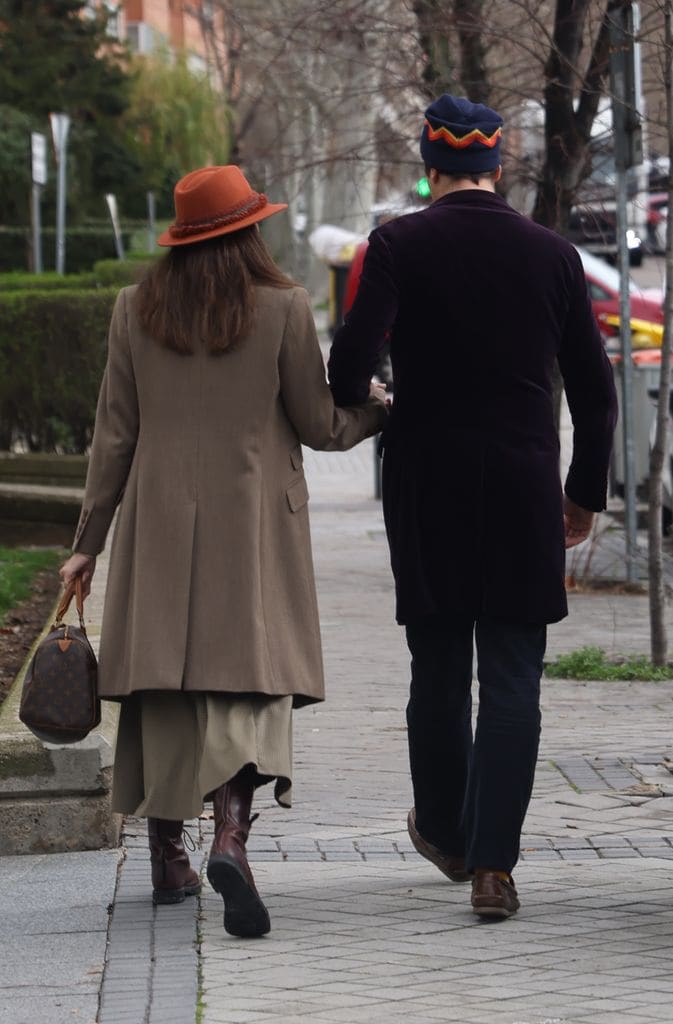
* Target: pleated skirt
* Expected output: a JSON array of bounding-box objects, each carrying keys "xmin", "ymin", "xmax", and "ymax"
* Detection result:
[{"xmin": 111, "ymin": 691, "xmax": 293, "ymax": 821}]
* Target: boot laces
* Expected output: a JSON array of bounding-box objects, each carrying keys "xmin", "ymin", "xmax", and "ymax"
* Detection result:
[{"xmin": 181, "ymin": 826, "xmax": 197, "ymax": 852}]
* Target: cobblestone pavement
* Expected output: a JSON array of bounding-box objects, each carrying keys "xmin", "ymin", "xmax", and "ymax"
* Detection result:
[
  {"xmin": 189, "ymin": 447, "xmax": 673, "ymax": 1024},
  {"xmin": 5, "ymin": 442, "xmax": 673, "ymax": 1024}
]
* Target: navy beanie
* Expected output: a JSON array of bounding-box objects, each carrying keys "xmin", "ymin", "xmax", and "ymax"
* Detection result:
[{"xmin": 420, "ymin": 94, "xmax": 503, "ymax": 175}]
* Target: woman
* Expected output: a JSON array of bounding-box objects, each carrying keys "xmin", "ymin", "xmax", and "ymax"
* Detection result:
[{"xmin": 60, "ymin": 165, "xmax": 387, "ymax": 938}]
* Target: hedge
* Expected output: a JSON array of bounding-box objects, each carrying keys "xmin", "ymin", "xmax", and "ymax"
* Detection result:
[
  {"xmin": 92, "ymin": 255, "xmax": 157, "ymax": 287},
  {"xmin": 0, "ymin": 271, "xmax": 99, "ymax": 292},
  {"xmin": 0, "ymin": 255, "xmax": 159, "ymax": 293},
  {"xmin": 0, "ymin": 288, "xmax": 116, "ymax": 452},
  {"xmin": 0, "ymin": 227, "xmax": 133, "ymax": 273}
]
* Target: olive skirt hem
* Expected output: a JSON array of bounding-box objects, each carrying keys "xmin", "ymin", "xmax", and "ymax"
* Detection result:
[{"xmin": 111, "ymin": 691, "xmax": 293, "ymax": 821}]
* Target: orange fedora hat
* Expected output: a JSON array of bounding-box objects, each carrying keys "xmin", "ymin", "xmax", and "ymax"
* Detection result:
[{"xmin": 157, "ymin": 165, "xmax": 287, "ymax": 247}]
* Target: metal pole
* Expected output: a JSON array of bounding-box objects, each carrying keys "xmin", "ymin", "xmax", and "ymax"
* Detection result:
[
  {"xmin": 50, "ymin": 114, "xmax": 70, "ymax": 275},
  {"xmin": 105, "ymin": 194, "xmax": 125, "ymax": 260},
  {"xmin": 609, "ymin": 1, "xmax": 640, "ymax": 584},
  {"xmin": 31, "ymin": 183, "xmax": 42, "ymax": 274},
  {"xmin": 147, "ymin": 191, "xmax": 156, "ymax": 252},
  {"xmin": 55, "ymin": 149, "xmax": 67, "ymax": 274},
  {"xmin": 616, "ymin": 167, "xmax": 638, "ymax": 582}
]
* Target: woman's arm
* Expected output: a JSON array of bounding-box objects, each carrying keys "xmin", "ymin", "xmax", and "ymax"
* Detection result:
[
  {"xmin": 278, "ymin": 288, "xmax": 387, "ymax": 451},
  {"xmin": 71, "ymin": 288, "xmax": 140, "ymax": 557}
]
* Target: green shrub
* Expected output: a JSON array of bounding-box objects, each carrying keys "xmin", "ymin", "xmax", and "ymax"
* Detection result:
[
  {"xmin": 0, "ymin": 271, "xmax": 98, "ymax": 292},
  {"xmin": 0, "ymin": 287, "xmax": 116, "ymax": 452},
  {"xmin": 0, "ymin": 252, "xmax": 159, "ymax": 291},
  {"xmin": 92, "ymin": 255, "xmax": 157, "ymax": 287},
  {"xmin": 545, "ymin": 645, "xmax": 673, "ymax": 681},
  {"xmin": 0, "ymin": 227, "xmax": 132, "ymax": 273}
]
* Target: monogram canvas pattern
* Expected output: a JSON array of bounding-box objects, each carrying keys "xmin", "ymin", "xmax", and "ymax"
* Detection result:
[{"xmin": 20, "ymin": 623, "xmax": 100, "ymax": 744}]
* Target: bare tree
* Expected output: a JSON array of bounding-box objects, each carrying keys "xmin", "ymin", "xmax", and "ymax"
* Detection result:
[
  {"xmin": 530, "ymin": 0, "xmax": 611, "ymax": 232},
  {"xmin": 195, "ymin": 0, "xmax": 422, "ymax": 285}
]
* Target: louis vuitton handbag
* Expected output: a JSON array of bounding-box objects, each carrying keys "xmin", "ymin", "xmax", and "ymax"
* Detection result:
[{"xmin": 19, "ymin": 576, "xmax": 100, "ymax": 744}]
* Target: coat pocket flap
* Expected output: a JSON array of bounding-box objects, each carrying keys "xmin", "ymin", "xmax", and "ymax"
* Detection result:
[
  {"xmin": 290, "ymin": 444, "xmax": 304, "ymax": 471},
  {"xmin": 286, "ymin": 477, "xmax": 309, "ymax": 512}
]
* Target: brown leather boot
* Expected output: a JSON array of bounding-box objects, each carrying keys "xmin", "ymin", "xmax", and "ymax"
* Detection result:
[
  {"xmin": 206, "ymin": 771, "xmax": 270, "ymax": 937},
  {"xmin": 148, "ymin": 818, "xmax": 202, "ymax": 906}
]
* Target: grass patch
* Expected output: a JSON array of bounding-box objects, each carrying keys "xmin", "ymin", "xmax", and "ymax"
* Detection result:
[
  {"xmin": 0, "ymin": 546, "xmax": 64, "ymax": 623},
  {"xmin": 545, "ymin": 645, "xmax": 673, "ymax": 681}
]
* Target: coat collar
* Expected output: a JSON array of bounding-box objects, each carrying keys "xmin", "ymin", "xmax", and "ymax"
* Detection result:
[{"xmin": 430, "ymin": 189, "xmax": 511, "ymax": 211}]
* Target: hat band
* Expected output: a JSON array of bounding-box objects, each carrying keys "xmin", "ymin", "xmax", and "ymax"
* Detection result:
[
  {"xmin": 170, "ymin": 192, "xmax": 268, "ymax": 238},
  {"xmin": 424, "ymin": 119, "xmax": 502, "ymax": 149}
]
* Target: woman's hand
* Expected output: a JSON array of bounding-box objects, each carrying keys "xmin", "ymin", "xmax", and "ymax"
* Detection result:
[
  {"xmin": 59, "ymin": 553, "xmax": 97, "ymax": 599},
  {"xmin": 369, "ymin": 380, "xmax": 387, "ymax": 403}
]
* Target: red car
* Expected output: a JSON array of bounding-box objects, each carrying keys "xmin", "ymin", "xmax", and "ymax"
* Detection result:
[{"xmin": 576, "ymin": 246, "xmax": 663, "ymax": 326}]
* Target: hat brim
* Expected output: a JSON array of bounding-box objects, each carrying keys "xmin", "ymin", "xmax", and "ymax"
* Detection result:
[{"xmin": 156, "ymin": 202, "xmax": 288, "ymax": 247}]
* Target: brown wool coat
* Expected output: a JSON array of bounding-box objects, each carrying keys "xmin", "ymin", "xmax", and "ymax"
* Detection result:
[{"xmin": 73, "ymin": 284, "xmax": 387, "ymax": 706}]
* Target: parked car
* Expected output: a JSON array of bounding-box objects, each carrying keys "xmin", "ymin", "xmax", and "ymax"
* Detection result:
[
  {"xmin": 576, "ymin": 246, "xmax": 663, "ymax": 328},
  {"xmin": 567, "ymin": 205, "xmax": 644, "ymax": 266}
]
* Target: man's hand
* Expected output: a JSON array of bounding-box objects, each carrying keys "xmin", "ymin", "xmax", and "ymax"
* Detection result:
[
  {"xmin": 59, "ymin": 553, "xmax": 96, "ymax": 599},
  {"xmin": 369, "ymin": 380, "xmax": 387, "ymax": 403},
  {"xmin": 563, "ymin": 495, "xmax": 595, "ymax": 549}
]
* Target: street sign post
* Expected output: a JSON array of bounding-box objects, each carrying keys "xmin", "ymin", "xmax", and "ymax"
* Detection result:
[
  {"xmin": 609, "ymin": 0, "xmax": 642, "ymax": 583},
  {"xmin": 50, "ymin": 113, "xmax": 70, "ymax": 275},
  {"xmin": 30, "ymin": 132, "xmax": 47, "ymax": 274},
  {"xmin": 105, "ymin": 193, "xmax": 125, "ymax": 260}
]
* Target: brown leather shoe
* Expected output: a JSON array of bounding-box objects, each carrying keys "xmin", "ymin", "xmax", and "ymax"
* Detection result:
[
  {"xmin": 207, "ymin": 771, "xmax": 270, "ymax": 938},
  {"xmin": 471, "ymin": 871, "xmax": 520, "ymax": 918},
  {"xmin": 148, "ymin": 818, "xmax": 202, "ymax": 905},
  {"xmin": 407, "ymin": 808, "xmax": 471, "ymax": 882}
]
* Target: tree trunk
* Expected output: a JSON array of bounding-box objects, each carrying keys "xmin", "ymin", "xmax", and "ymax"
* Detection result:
[
  {"xmin": 412, "ymin": 0, "xmax": 455, "ymax": 100},
  {"xmin": 453, "ymin": 0, "xmax": 489, "ymax": 104},
  {"xmin": 530, "ymin": 1, "xmax": 611, "ymax": 434},
  {"xmin": 531, "ymin": 0, "xmax": 610, "ymax": 233},
  {"xmin": 647, "ymin": 0, "xmax": 673, "ymax": 667}
]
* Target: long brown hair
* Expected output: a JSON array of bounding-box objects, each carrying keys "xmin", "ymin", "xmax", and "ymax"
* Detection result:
[{"xmin": 135, "ymin": 226, "xmax": 294, "ymax": 354}]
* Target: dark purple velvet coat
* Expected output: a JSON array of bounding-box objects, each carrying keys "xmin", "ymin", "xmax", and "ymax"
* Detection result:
[{"xmin": 328, "ymin": 190, "xmax": 618, "ymax": 625}]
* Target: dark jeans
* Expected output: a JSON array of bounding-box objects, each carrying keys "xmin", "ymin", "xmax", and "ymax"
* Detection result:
[{"xmin": 405, "ymin": 614, "xmax": 546, "ymax": 874}]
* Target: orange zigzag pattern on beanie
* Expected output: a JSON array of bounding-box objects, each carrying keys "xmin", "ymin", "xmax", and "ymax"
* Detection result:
[{"xmin": 424, "ymin": 120, "xmax": 502, "ymax": 149}]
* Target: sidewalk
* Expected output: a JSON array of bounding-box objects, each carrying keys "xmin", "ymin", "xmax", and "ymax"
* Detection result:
[{"xmin": 2, "ymin": 443, "xmax": 673, "ymax": 1024}]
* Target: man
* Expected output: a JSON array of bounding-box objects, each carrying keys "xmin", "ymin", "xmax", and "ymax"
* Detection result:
[{"xmin": 328, "ymin": 94, "xmax": 618, "ymax": 918}]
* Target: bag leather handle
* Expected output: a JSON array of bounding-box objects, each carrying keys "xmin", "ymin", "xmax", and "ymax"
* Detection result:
[{"xmin": 54, "ymin": 576, "xmax": 86, "ymax": 630}]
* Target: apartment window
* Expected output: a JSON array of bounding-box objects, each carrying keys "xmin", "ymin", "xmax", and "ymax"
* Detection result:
[{"xmin": 126, "ymin": 21, "xmax": 154, "ymax": 54}]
